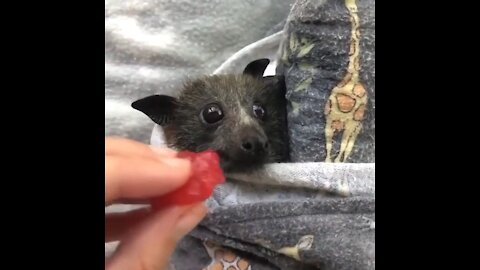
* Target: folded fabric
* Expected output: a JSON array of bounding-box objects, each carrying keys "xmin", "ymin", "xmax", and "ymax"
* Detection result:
[
  {"xmin": 165, "ymin": 0, "xmax": 375, "ymax": 269},
  {"xmin": 107, "ymin": 0, "xmax": 376, "ymax": 269}
]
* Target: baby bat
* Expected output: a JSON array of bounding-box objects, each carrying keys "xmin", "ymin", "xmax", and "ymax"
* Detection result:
[{"xmin": 132, "ymin": 58, "xmax": 289, "ymax": 173}]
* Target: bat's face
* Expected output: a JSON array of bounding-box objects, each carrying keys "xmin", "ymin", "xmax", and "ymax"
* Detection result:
[{"xmin": 132, "ymin": 59, "xmax": 289, "ymax": 173}]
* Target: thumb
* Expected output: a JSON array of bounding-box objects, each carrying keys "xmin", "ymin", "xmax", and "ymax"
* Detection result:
[{"xmin": 106, "ymin": 203, "xmax": 207, "ymax": 270}]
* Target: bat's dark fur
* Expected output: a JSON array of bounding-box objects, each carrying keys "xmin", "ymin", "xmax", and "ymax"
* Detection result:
[{"xmin": 132, "ymin": 59, "xmax": 289, "ymax": 173}]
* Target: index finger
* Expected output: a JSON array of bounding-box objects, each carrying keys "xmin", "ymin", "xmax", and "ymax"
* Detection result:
[
  {"xmin": 105, "ymin": 155, "xmax": 191, "ymax": 204},
  {"xmin": 106, "ymin": 137, "xmax": 177, "ymax": 159}
]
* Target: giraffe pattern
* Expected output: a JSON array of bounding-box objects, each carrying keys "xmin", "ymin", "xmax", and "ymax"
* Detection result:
[
  {"xmin": 201, "ymin": 241, "xmax": 252, "ymax": 270},
  {"xmin": 324, "ymin": 0, "xmax": 368, "ymax": 163},
  {"xmin": 276, "ymin": 235, "xmax": 314, "ymax": 261}
]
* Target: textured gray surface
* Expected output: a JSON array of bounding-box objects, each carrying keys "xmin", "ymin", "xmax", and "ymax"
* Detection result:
[
  {"xmin": 105, "ymin": 0, "xmax": 294, "ymax": 143},
  {"xmin": 104, "ymin": 0, "xmax": 294, "ymax": 259},
  {"xmin": 163, "ymin": 1, "xmax": 375, "ymax": 268},
  {"xmin": 279, "ymin": 0, "xmax": 375, "ymax": 162},
  {"xmin": 225, "ymin": 162, "xmax": 375, "ymax": 199},
  {"xmin": 180, "ymin": 198, "xmax": 375, "ymax": 270},
  {"xmin": 105, "ymin": 1, "xmax": 375, "ymax": 269},
  {"xmin": 150, "ymin": 129, "xmax": 375, "ymax": 269}
]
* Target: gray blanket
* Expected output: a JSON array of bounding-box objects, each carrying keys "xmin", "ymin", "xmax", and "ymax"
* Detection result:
[
  {"xmin": 105, "ymin": 0, "xmax": 375, "ymax": 269},
  {"xmin": 105, "ymin": 0, "xmax": 293, "ymax": 143},
  {"xmin": 151, "ymin": 132, "xmax": 375, "ymax": 270}
]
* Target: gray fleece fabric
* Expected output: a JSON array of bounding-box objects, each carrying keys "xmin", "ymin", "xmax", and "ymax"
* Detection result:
[
  {"xmin": 106, "ymin": 0, "xmax": 375, "ymax": 269},
  {"xmin": 105, "ymin": 0, "xmax": 293, "ymax": 143},
  {"xmin": 165, "ymin": 1, "xmax": 375, "ymax": 269},
  {"xmin": 174, "ymin": 198, "xmax": 374, "ymax": 270},
  {"xmin": 164, "ymin": 159, "xmax": 375, "ymax": 270},
  {"xmin": 279, "ymin": 0, "xmax": 375, "ymax": 163}
]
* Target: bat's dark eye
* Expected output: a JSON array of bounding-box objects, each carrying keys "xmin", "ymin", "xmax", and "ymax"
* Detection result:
[
  {"xmin": 201, "ymin": 103, "xmax": 224, "ymax": 124},
  {"xmin": 253, "ymin": 104, "xmax": 266, "ymax": 119}
]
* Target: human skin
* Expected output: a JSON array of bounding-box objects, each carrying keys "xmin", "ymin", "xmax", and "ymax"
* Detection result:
[{"xmin": 105, "ymin": 137, "xmax": 207, "ymax": 270}]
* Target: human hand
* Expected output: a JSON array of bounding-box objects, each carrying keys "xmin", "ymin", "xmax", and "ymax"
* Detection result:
[{"xmin": 105, "ymin": 137, "xmax": 207, "ymax": 270}]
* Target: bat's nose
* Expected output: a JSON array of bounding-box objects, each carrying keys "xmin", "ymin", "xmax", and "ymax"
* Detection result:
[{"xmin": 240, "ymin": 134, "xmax": 268, "ymax": 155}]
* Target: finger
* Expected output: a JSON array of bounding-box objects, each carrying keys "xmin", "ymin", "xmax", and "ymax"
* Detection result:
[
  {"xmin": 105, "ymin": 208, "xmax": 152, "ymax": 243},
  {"xmin": 105, "ymin": 156, "xmax": 191, "ymax": 204},
  {"xmin": 106, "ymin": 203, "xmax": 207, "ymax": 270},
  {"xmin": 113, "ymin": 199, "xmax": 151, "ymax": 205},
  {"xmin": 106, "ymin": 137, "xmax": 177, "ymax": 159}
]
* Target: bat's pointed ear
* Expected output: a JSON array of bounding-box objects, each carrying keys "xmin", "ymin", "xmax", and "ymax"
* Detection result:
[
  {"xmin": 131, "ymin": 95, "xmax": 177, "ymax": 126},
  {"xmin": 243, "ymin": 58, "xmax": 270, "ymax": 78}
]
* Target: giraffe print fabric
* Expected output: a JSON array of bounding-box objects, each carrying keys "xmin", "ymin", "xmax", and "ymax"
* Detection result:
[
  {"xmin": 279, "ymin": 0, "xmax": 375, "ymax": 163},
  {"xmin": 164, "ymin": 0, "xmax": 375, "ymax": 269},
  {"xmin": 170, "ymin": 197, "xmax": 375, "ymax": 270}
]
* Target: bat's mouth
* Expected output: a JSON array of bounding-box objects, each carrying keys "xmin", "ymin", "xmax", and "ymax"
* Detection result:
[{"xmin": 217, "ymin": 150, "xmax": 266, "ymax": 173}]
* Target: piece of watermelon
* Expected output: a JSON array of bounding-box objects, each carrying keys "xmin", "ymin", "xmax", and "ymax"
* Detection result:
[{"xmin": 151, "ymin": 150, "xmax": 225, "ymax": 208}]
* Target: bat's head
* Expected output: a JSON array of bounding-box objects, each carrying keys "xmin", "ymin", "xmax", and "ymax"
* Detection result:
[{"xmin": 132, "ymin": 59, "xmax": 289, "ymax": 173}]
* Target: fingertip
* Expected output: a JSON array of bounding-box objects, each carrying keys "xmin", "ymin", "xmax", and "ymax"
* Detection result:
[
  {"xmin": 149, "ymin": 145, "xmax": 178, "ymax": 157},
  {"xmin": 160, "ymin": 157, "xmax": 192, "ymax": 177},
  {"xmin": 105, "ymin": 156, "xmax": 192, "ymax": 203}
]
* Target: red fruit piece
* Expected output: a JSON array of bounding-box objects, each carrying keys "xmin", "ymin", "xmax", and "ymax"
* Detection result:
[{"xmin": 151, "ymin": 149, "xmax": 225, "ymax": 209}]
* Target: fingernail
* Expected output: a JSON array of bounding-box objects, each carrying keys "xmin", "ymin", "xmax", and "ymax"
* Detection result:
[
  {"xmin": 161, "ymin": 157, "xmax": 191, "ymax": 170},
  {"xmin": 174, "ymin": 203, "xmax": 207, "ymax": 240},
  {"xmin": 149, "ymin": 145, "xmax": 177, "ymax": 156}
]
